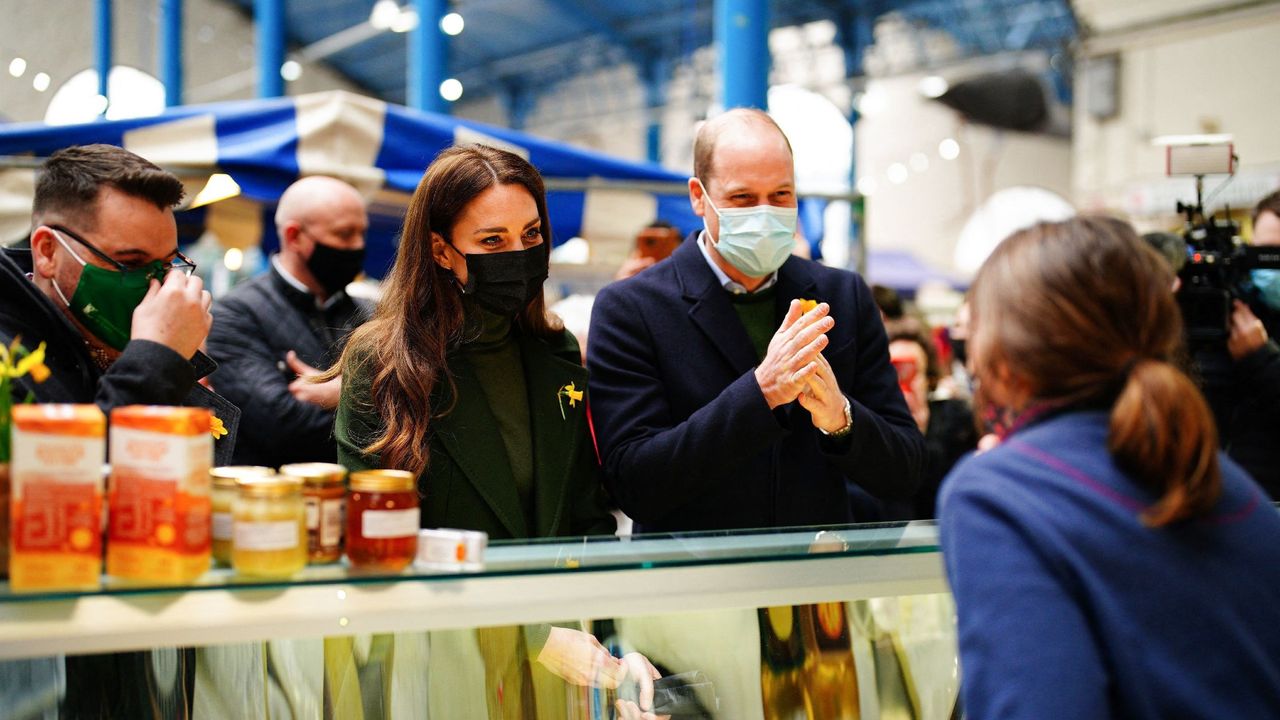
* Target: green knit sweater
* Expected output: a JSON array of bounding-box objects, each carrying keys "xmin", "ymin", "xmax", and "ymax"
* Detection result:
[
  {"xmin": 460, "ymin": 304, "xmax": 534, "ymax": 527},
  {"xmin": 729, "ymin": 285, "xmax": 779, "ymax": 361}
]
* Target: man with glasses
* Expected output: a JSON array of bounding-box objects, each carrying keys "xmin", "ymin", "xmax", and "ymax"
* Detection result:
[
  {"xmin": 206, "ymin": 175, "xmax": 371, "ymax": 466},
  {"xmin": 0, "ymin": 143, "xmax": 239, "ymax": 463}
]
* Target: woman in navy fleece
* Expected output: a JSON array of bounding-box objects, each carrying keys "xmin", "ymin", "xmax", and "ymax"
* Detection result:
[{"xmin": 940, "ymin": 216, "xmax": 1280, "ymax": 719}]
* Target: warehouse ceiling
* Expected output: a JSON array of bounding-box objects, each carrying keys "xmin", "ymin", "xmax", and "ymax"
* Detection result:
[{"xmin": 228, "ymin": 0, "xmax": 1077, "ymax": 111}]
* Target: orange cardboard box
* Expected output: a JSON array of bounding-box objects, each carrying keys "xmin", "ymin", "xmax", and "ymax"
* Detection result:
[
  {"xmin": 9, "ymin": 404, "xmax": 106, "ymax": 592},
  {"xmin": 107, "ymin": 406, "xmax": 213, "ymax": 583}
]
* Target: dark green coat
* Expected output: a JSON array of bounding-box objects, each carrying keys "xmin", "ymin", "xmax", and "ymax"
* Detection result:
[{"xmin": 335, "ymin": 328, "xmax": 615, "ymax": 540}]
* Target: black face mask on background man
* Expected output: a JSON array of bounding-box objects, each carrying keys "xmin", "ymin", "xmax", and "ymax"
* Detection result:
[
  {"xmin": 456, "ymin": 243, "xmax": 548, "ymax": 319},
  {"xmin": 307, "ymin": 242, "xmax": 366, "ymax": 296}
]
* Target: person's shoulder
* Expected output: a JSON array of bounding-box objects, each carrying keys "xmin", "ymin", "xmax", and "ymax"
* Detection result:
[
  {"xmin": 534, "ymin": 326, "xmax": 583, "ymax": 364},
  {"xmin": 214, "ymin": 270, "xmax": 275, "ymax": 311}
]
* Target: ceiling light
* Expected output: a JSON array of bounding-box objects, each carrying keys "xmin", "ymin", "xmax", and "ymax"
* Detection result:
[
  {"xmin": 391, "ymin": 8, "xmax": 419, "ymax": 32},
  {"xmin": 439, "ymin": 78, "xmax": 463, "ymax": 102},
  {"xmin": 919, "ymin": 75, "xmax": 948, "ymax": 99},
  {"xmin": 223, "ymin": 247, "xmax": 244, "ymax": 272},
  {"xmin": 370, "ymin": 0, "xmax": 400, "ymax": 30},
  {"xmin": 8, "ymin": 58, "xmax": 26, "ymax": 78},
  {"xmin": 280, "ymin": 60, "xmax": 302, "ymax": 81},
  {"xmin": 939, "ymin": 138, "xmax": 960, "ymax": 161},
  {"xmin": 440, "ymin": 12, "xmax": 464, "ymax": 35},
  {"xmin": 32, "ymin": 72, "xmax": 50, "ymax": 92},
  {"xmin": 190, "ymin": 173, "xmax": 242, "ymax": 209},
  {"xmin": 887, "ymin": 163, "xmax": 909, "ymax": 185}
]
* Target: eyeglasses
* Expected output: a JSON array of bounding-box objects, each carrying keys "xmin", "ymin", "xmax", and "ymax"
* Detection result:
[{"xmin": 46, "ymin": 224, "xmax": 197, "ymax": 280}]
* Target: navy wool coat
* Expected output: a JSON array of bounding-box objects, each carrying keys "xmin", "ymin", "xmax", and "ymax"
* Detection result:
[{"xmin": 587, "ymin": 236, "xmax": 924, "ymax": 533}]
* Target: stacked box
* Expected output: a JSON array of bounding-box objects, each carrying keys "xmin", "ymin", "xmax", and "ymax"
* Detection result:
[
  {"xmin": 107, "ymin": 406, "xmax": 213, "ymax": 583},
  {"xmin": 9, "ymin": 404, "xmax": 106, "ymax": 591}
]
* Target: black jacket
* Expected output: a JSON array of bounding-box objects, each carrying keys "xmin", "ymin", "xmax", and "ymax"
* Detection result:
[
  {"xmin": 587, "ymin": 236, "xmax": 924, "ymax": 533},
  {"xmin": 0, "ymin": 246, "xmax": 239, "ymax": 464},
  {"xmin": 1218, "ymin": 339, "xmax": 1280, "ymax": 500},
  {"xmin": 206, "ymin": 263, "xmax": 371, "ymax": 467}
]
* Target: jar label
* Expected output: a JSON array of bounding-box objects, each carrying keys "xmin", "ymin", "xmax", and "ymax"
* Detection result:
[
  {"xmin": 322, "ymin": 498, "xmax": 345, "ymax": 547},
  {"xmin": 304, "ymin": 497, "xmax": 320, "ymax": 530},
  {"xmin": 212, "ymin": 512, "xmax": 233, "ymax": 542},
  {"xmin": 361, "ymin": 508, "xmax": 418, "ymax": 539},
  {"xmin": 234, "ymin": 520, "xmax": 300, "ymax": 551}
]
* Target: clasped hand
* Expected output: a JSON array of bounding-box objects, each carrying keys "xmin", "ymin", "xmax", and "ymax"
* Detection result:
[{"xmin": 754, "ymin": 300, "xmax": 848, "ymax": 433}]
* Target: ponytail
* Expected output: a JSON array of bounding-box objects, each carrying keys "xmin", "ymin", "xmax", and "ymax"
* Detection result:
[{"xmin": 1108, "ymin": 359, "xmax": 1222, "ymax": 526}]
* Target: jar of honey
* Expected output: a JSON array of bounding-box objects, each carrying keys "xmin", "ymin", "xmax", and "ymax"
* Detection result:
[
  {"xmin": 232, "ymin": 475, "xmax": 307, "ymax": 578},
  {"xmin": 280, "ymin": 462, "xmax": 347, "ymax": 564},
  {"xmin": 210, "ymin": 466, "xmax": 275, "ymax": 567},
  {"xmin": 346, "ymin": 470, "xmax": 419, "ymax": 572}
]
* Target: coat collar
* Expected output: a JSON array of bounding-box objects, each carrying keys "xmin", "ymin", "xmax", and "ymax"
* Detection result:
[
  {"xmin": 671, "ymin": 237, "xmax": 819, "ymax": 375},
  {"xmin": 431, "ymin": 330, "xmax": 588, "ymax": 538}
]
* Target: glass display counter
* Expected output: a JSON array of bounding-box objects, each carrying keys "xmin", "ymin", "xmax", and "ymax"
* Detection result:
[{"xmin": 0, "ymin": 521, "xmax": 958, "ymax": 719}]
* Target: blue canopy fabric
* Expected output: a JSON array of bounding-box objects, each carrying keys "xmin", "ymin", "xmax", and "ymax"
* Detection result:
[{"xmin": 0, "ymin": 91, "xmax": 702, "ymax": 277}]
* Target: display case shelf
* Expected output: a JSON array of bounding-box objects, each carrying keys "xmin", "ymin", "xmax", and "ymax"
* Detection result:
[{"xmin": 0, "ymin": 522, "xmax": 945, "ymax": 660}]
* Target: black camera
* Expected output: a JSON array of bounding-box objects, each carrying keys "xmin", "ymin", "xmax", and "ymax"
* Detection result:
[
  {"xmin": 1161, "ymin": 141, "xmax": 1280, "ymax": 342},
  {"xmin": 1175, "ymin": 205, "xmax": 1280, "ymax": 343}
]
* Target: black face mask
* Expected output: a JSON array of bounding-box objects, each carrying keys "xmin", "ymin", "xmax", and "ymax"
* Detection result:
[
  {"xmin": 455, "ymin": 244, "xmax": 548, "ymax": 318},
  {"xmin": 307, "ymin": 243, "xmax": 366, "ymax": 296}
]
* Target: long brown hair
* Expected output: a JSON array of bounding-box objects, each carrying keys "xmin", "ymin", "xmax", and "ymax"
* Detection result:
[
  {"xmin": 333, "ymin": 144, "xmax": 562, "ymax": 476},
  {"xmin": 969, "ymin": 216, "xmax": 1221, "ymax": 526}
]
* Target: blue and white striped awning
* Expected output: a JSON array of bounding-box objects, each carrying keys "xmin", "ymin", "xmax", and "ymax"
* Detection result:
[{"xmin": 0, "ymin": 90, "xmax": 700, "ymax": 276}]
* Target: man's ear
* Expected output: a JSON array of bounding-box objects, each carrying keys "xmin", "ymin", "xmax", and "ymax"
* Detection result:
[
  {"xmin": 29, "ymin": 226, "xmax": 59, "ymax": 279},
  {"xmin": 280, "ymin": 221, "xmax": 304, "ymax": 252},
  {"xmin": 430, "ymin": 232, "xmax": 453, "ymax": 271},
  {"xmin": 688, "ymin": 177, "xmax": 706, "ymax": 218}
]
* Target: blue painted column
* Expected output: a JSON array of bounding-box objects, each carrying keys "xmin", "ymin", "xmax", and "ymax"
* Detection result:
[
  {"xmin": 641, "ymin": 55, "xmax": 669, "ymax": 164},
  {"xmin": 408, "ymin": 0, "xmax": 449, "ymax": 114},
  {"xmin": 95, "ymin": 0, "xmax": 112, "ymax": 112},
  {"xmin": 501, "ymin": 82, "xmax": 534, "ymax": 130},
  {"xmin": 159, "ymin": 0, "xmax": 183, "ymax": 107},
  {"xmin": 838, "ymin": 7, "xmax": 876, "ymax": 273},
  {"xmin": 255, "ymin": 0, "xmax": 284, "ymax": 98},
  {"xmin": 714, "ymin": 0, "xmax": 769, "ymax": 110}
]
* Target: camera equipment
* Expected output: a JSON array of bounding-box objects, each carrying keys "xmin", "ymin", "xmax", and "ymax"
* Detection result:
[{"xmin": 1165, "ymin": 142, "xmax": 1280, "ymax": 342}]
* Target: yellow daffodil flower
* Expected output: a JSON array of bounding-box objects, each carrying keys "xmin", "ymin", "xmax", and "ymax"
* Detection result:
[
  {"xmin": 798, "ymin": 298, "xmax": 819, "ymax": 314},
  {"xmin": 210, "ymin": 414, "xmax": 228, "ymax": 440},
  {"xmin": 10, "ymin": 342, "xmax": 49, "ymax": 383},
  {"xmin": 556, "ymin": 382, "xmax": 585, "ymax": 419}
]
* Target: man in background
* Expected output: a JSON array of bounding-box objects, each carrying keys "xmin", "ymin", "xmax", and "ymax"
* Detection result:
[
  {"xmin": 614, "ymin": 220, "xmax": 683, "ymax": 281},
  {"xmin": 207, "ymin": 175, "xmax": 371, "ymax": 466}
]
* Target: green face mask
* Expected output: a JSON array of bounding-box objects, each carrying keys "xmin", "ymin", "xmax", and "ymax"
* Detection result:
[{"xmin": 51, "ymin": 231, "xmax": 166, "ymax": 351}]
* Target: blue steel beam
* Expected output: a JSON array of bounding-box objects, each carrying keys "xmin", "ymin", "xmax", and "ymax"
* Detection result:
[
  {"xmin": 715, "ymin": 0, "xmax": 769, "ymax": 110},
  {"xmin": 255, "ymin": 0, "xmax": 284, "ymax": 98},
  {"xmin": 408, "ymin": 0, "xmax": 449, "ymax": 114},
  {"xmin": 95, "ymin": 0, "xmax": 112, "ymax": 113},
  {"xmin": 160, "ymin": 0, "xmax": 183, "ymax": 107}
]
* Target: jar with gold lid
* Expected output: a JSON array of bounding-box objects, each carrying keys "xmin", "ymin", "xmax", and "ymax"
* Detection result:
[
  {"xmin": 232, "ymin": 474, "xmax": 306, "ymax": 577},
  {"xmin": 280, "ymin": 462, "xmax": 347, "ymax": 564},
  {"xmin": 346, "ymin": 470, "xmax": 419, "ymax": 572},
  {"xmin": 210, "ymin": 466, "xmax": 274, "ymax": 566}
]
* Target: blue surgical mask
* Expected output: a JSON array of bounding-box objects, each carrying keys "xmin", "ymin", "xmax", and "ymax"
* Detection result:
[
  {"xmin": 698, "ymin": 180, "xmax": 798, "ymax": 278},
  {"xmin": 1252, "ymin": 269, "xmax": 1280, "ymax": 312}
]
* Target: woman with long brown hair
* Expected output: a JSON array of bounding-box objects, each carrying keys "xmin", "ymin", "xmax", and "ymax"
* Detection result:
[
  {"xmin": 334, "ymin": 144, "xmax": 613, "ymax": 539},
  {"xmin": 333, "ymin": 145, "xmax": 660, "ymax": 718},
  {"xmin": 940, "ymin": 216, "xmax": 1280, "ymax": 719}
]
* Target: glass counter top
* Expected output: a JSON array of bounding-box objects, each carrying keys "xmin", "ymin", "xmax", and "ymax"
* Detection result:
[{"xmin": 0, "ymin": 520, "xmax": 940, "ymax": 604}]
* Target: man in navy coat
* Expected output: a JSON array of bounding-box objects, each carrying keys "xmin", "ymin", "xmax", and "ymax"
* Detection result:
[{"xmin": 587, "ymin": 108, "xmax": 924, "ymax": 533}]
